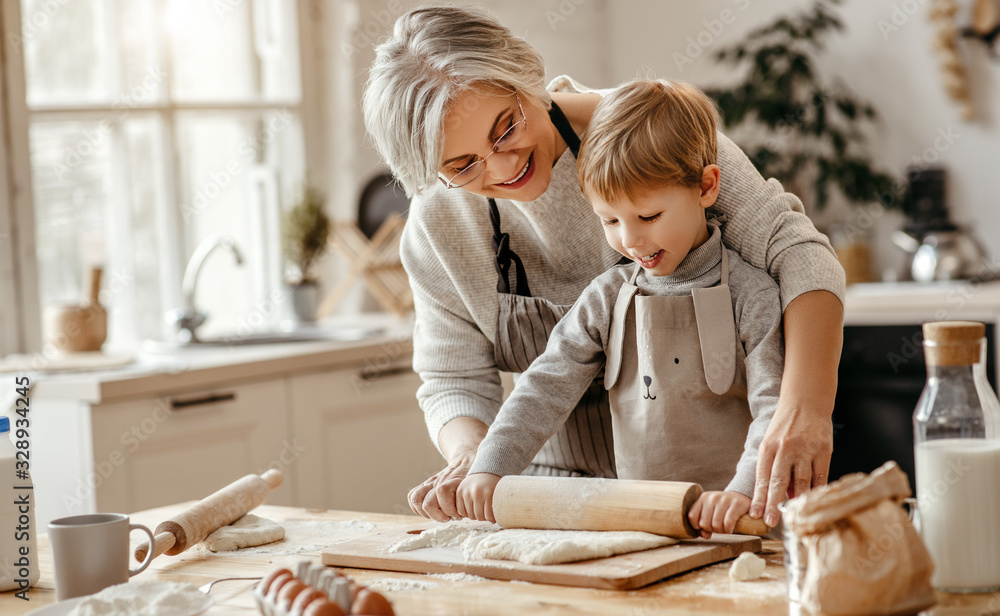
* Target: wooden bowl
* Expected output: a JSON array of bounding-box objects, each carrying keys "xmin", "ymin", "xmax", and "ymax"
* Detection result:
[{"xmin": 43, "ymin": 303, "xmax": 107, "ymax": 352}]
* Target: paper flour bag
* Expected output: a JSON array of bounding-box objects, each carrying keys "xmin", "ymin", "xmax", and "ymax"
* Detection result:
[{"xmin": 782, "ymin": 461, "xmax": 935, "ymax": 616}]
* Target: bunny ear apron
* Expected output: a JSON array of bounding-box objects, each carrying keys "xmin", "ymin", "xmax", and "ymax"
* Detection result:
[
  {"xmin": 487, "ymin": 101, "xmax": 616, "ymax": 478},
  {"xmin": 604, "ymin": 242, "xmax": 750, "ymax": 491}
]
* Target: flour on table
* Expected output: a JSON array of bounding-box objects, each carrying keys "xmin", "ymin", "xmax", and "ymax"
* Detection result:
[
  {"xmin": 675, "ymin": 561, "xmax": 784, "ymax": 599},
  {"xmin": 335, "ymin": 518, "xmax": 377, "ymax": 532},
  {"xmin": 365, "ymin": 572, "xmax": 491, "ymax": 591},
  {"xmin": 390, "ymin": 520, "xmax": 678, "ymax": 566},
  {"xmin": 203, "ymin": 513, "xmax": 285, "ymax": 552},
  {"xmin": 428, "ymin": 572, "xmax": 490, "ymax": 583},
  {"xmin": 193, "ymin": 518, "xmax": 375, "ymax": 556},
  {"xmin": 67, "ymin": 581, "xmax": 211, "ymax": 616},
  {"xmin": 366, "ymin": 577, "xmax": 441, "ymax": 592}
]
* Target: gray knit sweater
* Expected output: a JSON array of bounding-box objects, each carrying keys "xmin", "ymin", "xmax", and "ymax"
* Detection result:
[
  {"xmin": 399, "ymin": 76, "xmax": 845, "ymax": 458},
  {"xmin": 467, "ymin": 224, "xmax": 783, "ymax": 497}
]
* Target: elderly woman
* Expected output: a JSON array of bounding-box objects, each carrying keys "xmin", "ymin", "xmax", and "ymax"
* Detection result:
[{"xmin": 363, "ymin": 6, "xmax": 844, "ymax": 528}]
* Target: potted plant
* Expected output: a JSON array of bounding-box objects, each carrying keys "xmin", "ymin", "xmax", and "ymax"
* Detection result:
[
  {"xmin": 283, "ymin": 186, "xmax": 331, "ymax": 322},
  {"xmin": 704, "ymin": 0, "xmax": 897, "ymax": 283}
]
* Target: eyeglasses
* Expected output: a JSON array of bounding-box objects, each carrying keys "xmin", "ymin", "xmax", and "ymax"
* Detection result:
[{"xmin": 439, "ymin": 94, "xmax": 527, "ymax": 189}]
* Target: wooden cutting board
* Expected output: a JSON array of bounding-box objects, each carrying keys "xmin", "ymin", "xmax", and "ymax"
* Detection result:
[{"xmin": 322, "ymin": 523, "xmax": 761, "ymax": 590}]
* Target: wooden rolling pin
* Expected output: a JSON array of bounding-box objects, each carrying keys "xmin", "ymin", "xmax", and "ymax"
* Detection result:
[
  {"xmin": 134, "ymin": 469, "xmax": 283, "ymax": 562},
  {"xmin": 493, "ymin": 476, "xmax": 769, "ymax": 539}
]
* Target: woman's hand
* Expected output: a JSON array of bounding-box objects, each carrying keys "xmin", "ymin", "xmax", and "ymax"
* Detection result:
[
  {"xmin": 750, "ymin": 290, "xmax": 842, "ymax": 527},
  {"xmin": 408, "ymin": 417, "xmax": 490, "ymax": 522},
  {"xmin": 456, "ymin": 473, "xmax": 502, "ymax": 523},
  {"xmin": 407, "ymin": 453, "xmax": 475, "ymax": 521},
  {"xmin": 751, "ymin": 401, "xmax": 834, "ymax": 526},
  {"xmin": 688, "ymin": 491, "xmax": 752, "ymax": 539}
]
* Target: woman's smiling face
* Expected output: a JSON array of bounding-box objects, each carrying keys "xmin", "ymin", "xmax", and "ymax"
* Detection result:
[{"xmin": 438, "ymin": 88, "xmax": 559, "ymax": 202}]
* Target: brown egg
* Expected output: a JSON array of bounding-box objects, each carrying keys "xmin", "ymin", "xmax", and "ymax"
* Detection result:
[
  {"xmin": 278, "ymin": 580, "xmax": 308, "ymax": 607},
  {"xmin": 303, "ymin": 599, "xmax": 346, "ymax": 616},
  {"xmin": 291, "ymin": 587, "xmax": 328, "ymax": 613},
  {"xmin": 266, "ymin": 572, "xmax": 295, "ymax": 603},
  {"xmin": 351, "ymin": 588, "xmax": 395, "ymax": 615},
  {"xmin": 258, "ymin": 567, "xmax": 292, "ymax": 595}
]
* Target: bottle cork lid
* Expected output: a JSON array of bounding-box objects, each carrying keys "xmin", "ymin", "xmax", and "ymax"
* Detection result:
[{"xmin": 923, "ymin": 320, "xmax": 985, "ymax": 366}]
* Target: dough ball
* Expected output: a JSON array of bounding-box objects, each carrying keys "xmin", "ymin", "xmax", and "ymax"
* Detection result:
[{"xmin": 728, "ymin": 551, "xmax": 766, "ymax": 581}]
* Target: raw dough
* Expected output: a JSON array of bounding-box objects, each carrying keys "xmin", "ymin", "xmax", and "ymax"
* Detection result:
[
  {"xmin": 390, "ymin": 520, "xmax": 678, "ymax": 566},
  {"xmin": 389, "ymin": 519, "xmax": 487, "ymax": 551},
  {"xmin": 466, "ymin": 528, "xmax": 678, "ymax": 565},
  {"xmin": 68, "ymin": 581, "xmax": 211, "ymax": 616},
  {"xmin": 203, "ymin": 513, "xmax": 285, "ymax": 552},
  {"xmin": 728, "ymin": 551, "xmax": 766, "ymax": 581}
]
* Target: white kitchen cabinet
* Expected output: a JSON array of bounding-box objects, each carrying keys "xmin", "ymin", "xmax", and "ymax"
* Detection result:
[
  {"xmin": 30, "ymin": 318, "xmax": 425, "ymax": 528},
  {"xmin": 290, "ymin": 362, "xmax": 443, "ymax": 514},
  {"xmin": 34, "ymin": 378, "xmax": 295, "ymax": 529}
]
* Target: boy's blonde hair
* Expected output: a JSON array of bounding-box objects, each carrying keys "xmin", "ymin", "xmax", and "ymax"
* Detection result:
[{"xmin": 578, "ymin": 79, "xmax": 720, "ymax": 203}]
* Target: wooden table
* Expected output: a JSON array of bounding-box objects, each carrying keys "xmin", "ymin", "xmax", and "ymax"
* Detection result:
[{"xmin": 9, "ymin": 504, "xmax": 999, "ymax": 615}]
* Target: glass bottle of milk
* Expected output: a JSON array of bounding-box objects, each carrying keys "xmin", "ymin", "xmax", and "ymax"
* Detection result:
[{"xmin": 914, "ymin": 320, "xmax": 1000, "ymax": 593}]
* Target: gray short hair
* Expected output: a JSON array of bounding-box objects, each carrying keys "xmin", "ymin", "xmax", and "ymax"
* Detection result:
[{"xmin": 363, "ymin": 6, "xmax": 550, "ymax": 197}]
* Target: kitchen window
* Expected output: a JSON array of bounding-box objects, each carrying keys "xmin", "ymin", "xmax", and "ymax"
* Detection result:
[{"xmin": 17, "ymin": 0, "xmax": 306, "ymax": 347}]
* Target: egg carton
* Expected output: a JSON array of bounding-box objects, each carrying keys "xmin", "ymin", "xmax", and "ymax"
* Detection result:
[{"xmin": 254, "ymin": 559, "xmax": 395, "ymax": 616}]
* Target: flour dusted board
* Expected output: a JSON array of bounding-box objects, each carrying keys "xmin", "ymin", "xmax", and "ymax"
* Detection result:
[{"xmin": 321, "ymin": 524, "xmax": 761, "ymax": 590}]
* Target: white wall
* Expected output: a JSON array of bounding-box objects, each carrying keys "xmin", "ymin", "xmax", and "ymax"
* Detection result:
[
  {"xmin": 605, "ymin": 0, "xmax": 1000, "ymax": 279},
  {"xmin": 324, "ymin": 0, "xmax": 1000, "ymax": 283}
]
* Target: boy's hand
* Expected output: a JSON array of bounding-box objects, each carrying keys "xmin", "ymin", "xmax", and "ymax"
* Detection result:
[
  {"xmin": 688, "ymin": 491, "xmax": 752, "ymax": 539},
  {"xmin": 456, "ymin": 473, "xmax": 501, "ymax": 523}
]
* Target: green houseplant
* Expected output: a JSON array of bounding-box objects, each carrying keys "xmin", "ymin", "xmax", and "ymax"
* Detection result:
[
  {"xmin": 283, "ymin": 186, "xmax": 331, "ymax": 321},
  {"xmin": 704, "ymin": 0, "xmax": 896, "ymax": 214}
]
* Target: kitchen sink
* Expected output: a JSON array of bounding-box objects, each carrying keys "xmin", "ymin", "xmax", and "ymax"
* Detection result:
[{"xmin": 143, "ymin": 324, "xmax": 384, "ymax": 352}]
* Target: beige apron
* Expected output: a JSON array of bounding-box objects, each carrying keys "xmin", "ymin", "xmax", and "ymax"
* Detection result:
[{"xmin": 604, "ymin": 242, "xmax": 751, "ymax": 491}]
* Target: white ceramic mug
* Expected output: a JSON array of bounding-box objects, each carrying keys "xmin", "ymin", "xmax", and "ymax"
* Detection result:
[{"xmin": 48, "ymin": 513, "xmax": 155, "ymax": 600}]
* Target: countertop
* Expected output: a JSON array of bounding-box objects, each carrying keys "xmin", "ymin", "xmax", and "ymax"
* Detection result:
[
  {"xmin": 16, "ymin": 283, "xmax": 1000, "ymax": 404},
  {"xmin": 15, "ymin": 314, "xmax": 415, "ymax": 404},
  {"xmin": 844, "ymin": 279, "xmax": 1000, "ymax": 324},
  {"xmin": 13, "ymin": 504, "xmax": 999, "ymax": 616}
]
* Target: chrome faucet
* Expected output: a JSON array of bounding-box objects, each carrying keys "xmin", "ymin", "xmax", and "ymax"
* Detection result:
[{"xmin": 168, "ymin": 235, "xmax": 245, "ymax": 342}]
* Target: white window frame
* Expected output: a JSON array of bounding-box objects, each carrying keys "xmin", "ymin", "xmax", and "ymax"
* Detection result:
[
  {"xmin": 0, "ymin": 0, "xmax": 41, "ymax": 356},
  {"xmin": 0, "ymin": 0, "xmax": 327, "ymax": 354}
]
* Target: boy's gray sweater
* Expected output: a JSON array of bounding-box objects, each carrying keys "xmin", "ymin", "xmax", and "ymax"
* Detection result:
[{"xmin": 468, "ymin": 224, "xmax": 784, "ymax": 496}]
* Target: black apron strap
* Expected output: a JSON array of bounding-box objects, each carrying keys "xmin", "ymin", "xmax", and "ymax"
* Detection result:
[
  {"xmin": 490, "ymin": 102, "xmax": 581, "ymax": 297},
  {"xmin": 548, "ymin": 101, "xmax": 581, "ymax": 158},
  {"xmin": 490, "ymin": 198, "xmax": 531, "ymax": 296}
]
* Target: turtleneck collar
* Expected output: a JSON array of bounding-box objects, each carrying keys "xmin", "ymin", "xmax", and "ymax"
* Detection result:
[{"xmin": 636, "ymin": 220, "xmax": 724, "ymax": 287}]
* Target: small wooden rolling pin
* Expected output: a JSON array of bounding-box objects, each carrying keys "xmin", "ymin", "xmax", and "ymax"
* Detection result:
[
  {"xmin": 134, "ymin": 469, "xmax": 283, "ymax": 562},
  {"xmin": 493, "ymin": 476, "xmax": 769, "ymax": 539}
]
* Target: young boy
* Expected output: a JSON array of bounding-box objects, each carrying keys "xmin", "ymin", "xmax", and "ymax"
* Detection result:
[{"xmin": 456, "ymin": 79, "xmax": 784, "ymax": 537}]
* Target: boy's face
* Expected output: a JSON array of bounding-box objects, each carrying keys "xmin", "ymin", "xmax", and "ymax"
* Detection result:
[{"xmin": 590, "ymin": 165, "xmax": 720, "ymax": 277}]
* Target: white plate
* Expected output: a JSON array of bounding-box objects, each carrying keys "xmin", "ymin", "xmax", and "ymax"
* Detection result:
[{"xmin": 25, "ymin": 593, "xmax": 213, "ymax": 615}]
